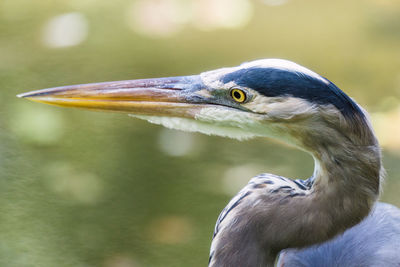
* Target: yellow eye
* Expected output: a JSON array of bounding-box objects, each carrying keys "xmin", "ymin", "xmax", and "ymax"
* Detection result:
[{"xmin": 230, "ymin": 88, "xmax": 247, "ymax": 103}]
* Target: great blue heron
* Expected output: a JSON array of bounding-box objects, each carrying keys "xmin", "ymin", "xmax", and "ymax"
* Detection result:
[{"xmin": 19, "ymin": 59, "xmax": 400, "ymax": 266}]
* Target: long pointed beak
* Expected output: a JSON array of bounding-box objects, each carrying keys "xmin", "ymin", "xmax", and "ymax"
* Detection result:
[{"xmin": 18, "ymin": 75, "xmax": 209, "ymax": 118}]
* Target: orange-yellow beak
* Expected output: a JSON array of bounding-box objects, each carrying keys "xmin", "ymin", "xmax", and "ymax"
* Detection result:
[{"xmin": 18, "ymin": 75, "xmax": 213, "ymax": 119}]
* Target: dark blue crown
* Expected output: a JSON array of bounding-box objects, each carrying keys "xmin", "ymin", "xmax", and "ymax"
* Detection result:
[{"xmin": 221, "ymin": 67, "xmax": 364, "ymax": 120}]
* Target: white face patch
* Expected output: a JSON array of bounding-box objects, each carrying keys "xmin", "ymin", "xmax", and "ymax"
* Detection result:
[
  {"xmin": 242, "ymin": 96, "xmax": 318, "ymax": 120},
  {"xmin": 130, "ymin": 114, "xmax": 258, "ymax": 140},
  {"xmin": 129, "ymin": 100, "xmax": 296, "ymax": 141},
  {"xmin": 200, "ymin": 67, "xmax": 234, "ymax": 89},
  {"xmin": 194, "ymin": 106, "xmax": 294, "ymax": 140},
  {"xmin": 130, "ymin": 103, "xmax": 305, "ymax": 147}
]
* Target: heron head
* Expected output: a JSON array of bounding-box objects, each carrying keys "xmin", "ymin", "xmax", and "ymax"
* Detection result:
[{"xmin": 18, "ymin": 59, "xmax": 372, "ymax": 149}]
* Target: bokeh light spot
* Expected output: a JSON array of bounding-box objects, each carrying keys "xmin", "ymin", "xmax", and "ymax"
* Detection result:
[
  {"xmin": 192, "ymin": 0, "xmax": 253, "ymax": 30},
  {"xmin": 147, "ymin": 215, "xmax": 193, "ymax": 244},
  {"xmin": 371, "ymin": 103, "xmax": 400, "ymax": 151},
  {"xmin": 45, "ymin": 162, "xmax": 104, "ymax": 204},
  {"xmin": 262, "ymin": 0, "xmax": 289, "ymax": 6},
  {"xmin": 158, "ymin": 128, "xmax": 196, "ymax": 157},
  {"xmin": 127, "ymin": 0, "xmax": 188, "ymax": 38},
  {"xmin": 104, "ymin": 254, "xmax": 141, "ymax": 267},
  {"xmin": 222, "ymin": 164, "xmax": 264, "ymax": 195},
  {"xmin": 10, "ymin": 104, "xmax": 64, "ymax": 145},
  {"xmin": 42, "ymin": 12, "xmax": 88, "ymax": 48}
]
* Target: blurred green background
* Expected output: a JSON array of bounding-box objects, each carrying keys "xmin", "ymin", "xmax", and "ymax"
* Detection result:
[{"xmin": 1, "ymin": 0, "xmax": 400, "ymax": 266}]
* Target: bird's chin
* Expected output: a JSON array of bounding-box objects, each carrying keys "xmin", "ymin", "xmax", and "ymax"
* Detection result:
[
  {"xmin": 131, "ymin": 114, "xmax": 259, "ymax": 140},
  {"xmin": 131, "ymin": 106, "xmax": 267, "ymax": 140}
]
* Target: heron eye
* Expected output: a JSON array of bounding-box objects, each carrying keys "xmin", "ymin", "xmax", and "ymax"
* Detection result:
[{"xmin": 230, "ymin": 89, "xmax": 247, "ymax": 103}]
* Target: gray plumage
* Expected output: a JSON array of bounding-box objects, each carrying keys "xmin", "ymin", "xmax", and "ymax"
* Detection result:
[
  {"xmin": 18, "ymin": 59, "xmax": 400, "ymax": 267},
  {"xmin": 278, "ymin": 202, "xmax": 400, "ymax": 267}
]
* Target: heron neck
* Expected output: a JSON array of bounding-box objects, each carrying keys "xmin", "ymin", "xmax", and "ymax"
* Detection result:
[
  {"xmin": 209, "ymin": 118, "xmax": 382, "ymax": 267},
  {"xmin": 276, "ymin": 128, "xmax": 382, "ymax": 247},
  {"xmin": 269, "ymin": 124, "xmax": 382, "ymax": 262},
  {"xmin": 288, "ymin": 114, "xmax": 382, "ymax": 211},
  {"xmin": 309, "ymin": 136, "xmax": 381, "ymax": 208}
]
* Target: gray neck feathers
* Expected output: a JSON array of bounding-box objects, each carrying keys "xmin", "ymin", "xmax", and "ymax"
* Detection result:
[
  {"xmin": 210, "ymin": 107, "xmax": 382, "ymax": 267},
  {"xmin": 265, "ymin": 107, "xmax": 382, "ymax": 258}
]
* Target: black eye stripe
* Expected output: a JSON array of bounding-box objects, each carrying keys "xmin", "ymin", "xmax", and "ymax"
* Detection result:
[{"xmin": 221, "ymin": 67, "xmax": 364, "ymax": 119}]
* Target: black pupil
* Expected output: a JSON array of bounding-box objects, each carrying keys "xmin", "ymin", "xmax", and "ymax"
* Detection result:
[{"xmin": 233, "ymin": 91, "xmax": 242, "ymax": 100}]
